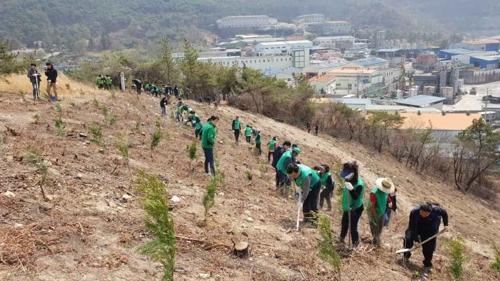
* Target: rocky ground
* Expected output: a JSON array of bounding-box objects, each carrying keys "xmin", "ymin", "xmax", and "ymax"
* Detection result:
[{"xmin": 0, "ymin": 75, "xmax": 499, "ymax": 281}]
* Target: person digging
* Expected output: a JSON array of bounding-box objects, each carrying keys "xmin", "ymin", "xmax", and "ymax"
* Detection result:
[
  {"xmin": 276, "ymin": 146, "xmax": 301, "ymax": 197},
  {"xmin": 401, "ymin": 203, "xmax": 448, "ymax": 275},
  {"xmin": 287, "ymin": 163, "xmax": 321, "ymax": 228},
  {"xmin": 316, "ymin": 164, "xmax": 335, "ymax": 211},
  {"xmin": 368, "ymin": 178, "xmax": 395, "ymax": 247}
]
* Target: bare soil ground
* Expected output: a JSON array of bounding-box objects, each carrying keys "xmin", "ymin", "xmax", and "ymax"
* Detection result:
[{"xmin": 0, "ymin": 75, "xmax": 499, "ymax": 281}]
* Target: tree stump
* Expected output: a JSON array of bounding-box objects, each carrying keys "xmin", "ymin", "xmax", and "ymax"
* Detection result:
[{"xmin": 233, "ymin": 241, "xmax": 249, "ymax": 258}]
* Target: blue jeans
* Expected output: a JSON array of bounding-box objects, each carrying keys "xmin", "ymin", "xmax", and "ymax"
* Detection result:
[{"xmin": 203, "ymin": 148, "xmax": 215, "ymax": 175}]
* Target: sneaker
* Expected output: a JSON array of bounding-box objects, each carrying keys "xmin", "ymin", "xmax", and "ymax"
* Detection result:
[{"xmin": 423, "ymin": 267, "xmax": 432, "ymax": 274}]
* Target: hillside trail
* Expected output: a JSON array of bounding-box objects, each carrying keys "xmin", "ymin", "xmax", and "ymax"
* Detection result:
[{"xmin": 0, "ymin": 75, "xmax": 498, "ymax": 281}]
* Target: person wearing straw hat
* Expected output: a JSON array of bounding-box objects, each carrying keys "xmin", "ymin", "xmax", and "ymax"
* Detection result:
[
  {"xmin": 339, "ymin": 161, "xmax": 365, "ymax": 247},
  {"xmin": 368, "ymin": 178, "xmax": 395, "ymax": 246}
]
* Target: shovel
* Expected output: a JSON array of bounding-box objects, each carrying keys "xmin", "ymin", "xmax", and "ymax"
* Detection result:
[{"xmin": 396, "ymin": 228, "xmax": 446, "ymax": 254}]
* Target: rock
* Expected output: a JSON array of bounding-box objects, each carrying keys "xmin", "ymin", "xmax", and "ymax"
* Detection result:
[
  {"xmin": 170, "ymin": 195, "xmax": 181, "ymax": 203},
  {"xmin": 199, "ymin": 273, "xmax": 210, "ymax": 279},
  {"xmin": 3, "ymin": 191, "xmax": 15, "ymax": 198},
  {"xmin": 98, "ymin": 148, "xmax": 105, "ymax": 153},
  {"xmin": 14, "ymin": 223, "xmax": 24, "ymax": 228},
  {"xmin": 245, "ymin": 217, "xmax": 254, "ymax": 223},
  {"xmin": 121, "ymin": 193, "xmax": 132, "ymax": 202},
  {"xmin": 75, "ymin": 173, "xmax": 83, "ymax": 180},
  {"xmin": 79, "ymin": 132, "xmax": 88, "ymax": 138},
  {"xmin": 244, "ymin": 210, "xmax": 251, "ymax": 216}
]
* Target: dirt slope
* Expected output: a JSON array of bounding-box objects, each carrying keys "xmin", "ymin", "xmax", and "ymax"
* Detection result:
[{"xmin": 0, "ymin": 75, "xmax": 499, "ymax": 281}]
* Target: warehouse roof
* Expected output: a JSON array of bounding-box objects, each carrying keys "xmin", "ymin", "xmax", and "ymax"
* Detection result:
[
  {"xmin": 395, "ymin": 95, "xmax": 446, "ymax": 107},
  {"xmin": 400, "ymin": 112, "xmax": 482, "ymax": 131}
]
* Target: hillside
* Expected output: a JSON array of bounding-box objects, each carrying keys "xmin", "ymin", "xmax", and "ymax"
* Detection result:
[
  {"xmin": 0, "ymin": 74, "xmax": 499, "ymax": 281},
  {"xmin": 2, "ymin": 0, "xmax": 499, "ymax": 51}
]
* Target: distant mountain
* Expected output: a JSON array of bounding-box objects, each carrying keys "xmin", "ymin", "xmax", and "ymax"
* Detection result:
[{"xmin": 0, "ymin": 0, "xmax": 498, "ymax": 51}]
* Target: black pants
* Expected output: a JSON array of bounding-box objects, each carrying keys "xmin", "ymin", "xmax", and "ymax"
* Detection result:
[
  {"xmin": 246, "ymin": 136, "xmax": 251, "ymax": 143},
  {"xmin": 234, "ymin": 130, "xmax": 240, "ymax": 142},
  {"xmin": 303, "ymin": 183, "xmax": 321, "ymax": 223},
  {"xmin": 319, "ymin": 188, "xmax": 333, "ymax": 210},
  {"xmin": 340, "ymin": 206, "xmax": 364, "ymax": 246},
  {"xmin": 195, "ymin": 128, "xmax": 202, "ymax": 140},
  {"xmin": 203, "ymin": 148, "xmax": 215, "ymax": 175},
  {"xmin": 256, "ymin": 143, "xmax": 262, "ymax": 155},
  {"xmin": 404, "ymin": 230, "xmax": 437, "ymax": 267}
]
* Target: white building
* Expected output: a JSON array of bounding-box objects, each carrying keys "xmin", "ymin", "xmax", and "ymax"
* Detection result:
[
  {"xmin": 255, "ymin": 40, "xmax": 313, "ymax": 55},
  {"xmin": 216, "ymin": 15, "xmax": 278, "ymax": 29},
  {"xmin": 296, "ymin": 14, "xmax": 325, "ymax": 24},
  {"xmin": 309, "ymin": 73, "xmax": 337, "ymax": 95},
  {"xmin": 327, "ymin": 65, "xmax": 384, "ymax": 94},
  {"xmin": 306, "ymin": 21, "xmax": 352, "ymax": 36}
]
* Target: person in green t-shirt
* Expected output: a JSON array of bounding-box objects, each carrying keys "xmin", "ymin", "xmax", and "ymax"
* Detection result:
[
  {"xmin": 287, "ymin": 163, "xmax": 321, "ymax": 225},
  {"xmin": 255, "ymin": 130, "xmax": 262, "ymax": 155},
  {"xmin": 267, "ymin": 136, "xmax": 277, "ymax": 163},
  {"xmin": 339, "ymin": 161, "xmax": 365, "ymax": 247},
  {"xmin": 244, "ymin": 125, "xmax": 253, "ymax": 143},
  {"xmin": 368, "ymin": 178, "xmax": 395, "ymax": 246},
  {"xmin": 315, "ymin": 164, "xmax": 335, "ymax": 211},
  {"xmin": 201, "ymin": 116, "xmax": 219, "ymax": 176},
  {"xmin": 232, "ymin": 116, "xmax": 241, "ymax": 144}
]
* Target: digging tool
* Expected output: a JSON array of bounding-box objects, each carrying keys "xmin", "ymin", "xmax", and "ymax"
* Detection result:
[
  {"xmin": 296, "ymin": 191, "xmax": 302, "ymax": 231},
  {"xmin": 396, "ymin": 228, "xmax": 446, "ymax": 254}
]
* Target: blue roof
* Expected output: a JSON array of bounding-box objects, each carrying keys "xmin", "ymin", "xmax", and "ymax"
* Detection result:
[
  {"xmin": 439, "ymin": 48, "xmax": 473, "ymax": 55},
  {"xmin": 395, "ymin": 95, "xmax": 446, "ymax": 107}
]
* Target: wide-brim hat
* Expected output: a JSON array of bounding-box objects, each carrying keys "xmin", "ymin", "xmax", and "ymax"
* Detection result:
[{"xmin": 375, "ymin": 178, "xmax": 395, "ymax": 194}]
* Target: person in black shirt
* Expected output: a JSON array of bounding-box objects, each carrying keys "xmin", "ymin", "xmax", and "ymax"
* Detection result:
[
  {"xmin": 45, "ymin": 62, "xmax": 58, "ymax": 102},
  {"xmin": 132, "ymin": 79, "xmax": 143, "ymax": 95},
  {"xmin": 403, "ymin": 203, "xmax": 449, "ymax": 273},
  {"xmin": 160, "ymin": 96, "xmax": 168, "ymax": 117},
  {"xmin": 27, "ymin": 63, "xmax": 41, "ymax": 101}
]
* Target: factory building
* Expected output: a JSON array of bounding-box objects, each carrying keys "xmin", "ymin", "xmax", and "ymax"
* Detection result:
[
  {"xmin": 255, "ymin": 40, "xmax": 313, "ymax": 56},
  {"xmin": 296, "ymin": 14, "xmax": 325, "ymax": 24},
  {"xmin": 305, "ymin": 21, "xmax": 352, "ymax": 36},
  {"xmin": 312, "ymin": 36, "xmax": 355, "ymax": 50}
]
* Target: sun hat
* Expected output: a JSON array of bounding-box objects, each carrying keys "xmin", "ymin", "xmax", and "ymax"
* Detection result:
[{"xmin": 375, "ymin": 178, "xmax": 395, "ymax": 194}]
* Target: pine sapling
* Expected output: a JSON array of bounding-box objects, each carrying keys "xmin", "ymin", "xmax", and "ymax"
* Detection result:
[
  {"xmin": 490, "ymin": 245, "xmax": 500, "ymax": 273},
  {"xmin": 89, "ymin": 122, "xmax": 104, "ymax": 147},
  {"xmin": 115, "ymin": 137, "xmax": 130, "ymax": 171},
  {"xmin": 187, "ymin": 141, "xmax": 197, "ymax": 160},
  {"xmin": 202, "ymin": 177, "xmax": 217, "ymax": 220},
  {"xmin": 24, "ymin": 151, "xmax": 50, "ymax": 201},
  {"xmin": 317, "ymin": 213, "xmax": 341, "ymax": 280},
  {"xmin": 245, "ymin": 170, "xmax": 253, "ymax": 181},
  {"xmin": 151, "ymin": 126, "xmax": 162, "ymax": 153},
  {"xmin": 136, "ymin": 171, "xmax": 176, "ymax": 281},
  {"xmin": 54, "ymin": 103, "xmax": 66, "ymax": 137},
  {"xmin": 448, "ymin": 236, "xmax": 466, "ymax": 280}
]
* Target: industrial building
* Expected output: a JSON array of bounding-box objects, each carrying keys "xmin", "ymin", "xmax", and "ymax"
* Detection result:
[
  {"xmin": 312, "ymin": 36, "xmax": 355, "ymax": 50},
  {"xmin": 327, "ymin": 65, "xmax": 384, "ymax": 95},
  {"xmin": 295, "ymin": 14, "xmax": 325, "ymax": 24},
  {"xmin": 395, "ymin": 95, "xmax": 446, "ymax": 109},
  {"xmin": 308, "ymin": 73, "xmax": 337, "ymax": 95},
  {"xmin": 255, "ymin": 40, "xmax": 313, "ymax": 56},
  {"xmin": 305, "ymin": 21, "xmax": 352, "ymax": 36},
  {"xmin": 216, "ymin": 15, "xmax": 278, "ymax": 29}
]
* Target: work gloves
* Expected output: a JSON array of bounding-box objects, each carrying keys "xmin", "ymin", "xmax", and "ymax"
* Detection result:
[{"xmin": 344, "ymin": 182, "xmax": 354, "ymax": 191}]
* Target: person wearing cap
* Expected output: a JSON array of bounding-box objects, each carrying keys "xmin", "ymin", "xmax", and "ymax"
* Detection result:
[
  {"xmin": 201, "ymin": 116, "xmax": 219, "ymax": 176},
  {"xmin": 44, "ymin": 62, "xmax": 58, "ymax": 102},
  {"xmin": 403, "ymin": 203, "xmax": 449, "ymax": 274},
  {"xmin": 255, "ymin": 130, "xmax": 262, "ymax": 155},
  {"xmin": 316, "ymin": 164, "xmax": 335, "ymax": 211},
  {"xmin": 368, "ymin": 178, "xmax": 395, "ymax": 246},
  {"xmin": 267, "ymin": 136, "xmax": 277, "ymax": 163},
  {"xmin": 232, "ymin": 116, "xmax": 242, "ymax": 144},
  {"xmin": 287, "ymin": 163, "xmax": 321, "ymax": 225},
  {"xmin": 188, "ymin": 111, "xmax": 203, "ymax": 140},
  {"xmin": 27, "ymin": 63, "xmax": 41, "ymax": 101},
  {"xmin": 339, "ymin": 161, "xmax": 365, "ymax": 247},
  {"xmin": 276, "ymin": 146, "xmax": 301, "ymax": 196},
  {"xmin": 244, "ymin": 125, "xmax": 252, "ymax": 143}
]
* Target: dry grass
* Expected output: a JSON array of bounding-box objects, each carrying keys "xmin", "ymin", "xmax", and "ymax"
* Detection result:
[{"xmin": 0, "ymin": 73, "xmax": 104, "ymax": 97}]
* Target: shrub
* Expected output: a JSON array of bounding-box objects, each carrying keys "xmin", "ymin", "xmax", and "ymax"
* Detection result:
[
  {"xmin": 136, "ymin": 171, "xmax": 176, "ymax": 281},
  {"xmin": 54, "ymin": 103, "xmax": 65, "ymax": 137},
  {"xmin": 317, "ymin": 213, "xmax": 341, "ymax": 280},
  {"xmin": 116, "ymin": 137, "xmax": 130, "ymax": 164},
  {"xmin": 151, "ymin": 126, "xmax": 162, "ymax": 151},
  {"xmin": 89, "ymin": 122, "xmax": 104, "ymax": 146},
  {"xmin": 448, "ymin": 236, "xmax": 466, "ymax": 280},
  {"xmin": 187, "ymin": 141, "xmax": 197, "ymax": 160}
]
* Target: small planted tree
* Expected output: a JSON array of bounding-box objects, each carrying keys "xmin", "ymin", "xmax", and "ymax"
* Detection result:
[
  {"xmin": 151, "ymin": 125, "xmax": 162, "ymax": 154},
  {"xmin": 116, "ymin": 137, "xmax": 130, "ymax": 166},
  {"xmin": 245, "ymin": 170, "xmax": 253, "ymax": 181},
  {"xmin": 187, "ymin": 140, "xmax": 197, "ymax": 160},
  {"xmin": 202, "ymin": 177, "xmax": 217, "ymax": 221},
  {"xmin": 54, "ymin": 103, "xmax": 66, "ymax": 137},
  {"xmin": 490, "ymin": 245, "xmax": 500, "ymax": 273},
  {"xmin": 317, "ymin": 213, "xmax": 341, "ymax": 280},
  {"xmin": 136, "ymin": 171, "xmax": 176, "ymax": 281},
  {"xmin": 24, "ymin": 151, "xmax": 50, "ymax": 201},
  {"xmin": 89, "ymin": 122, "xmax": 104, "ymax": 147},
  {"xmin": 448, "ymin": 236, "xmax": 466, "ymax": 280}
]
